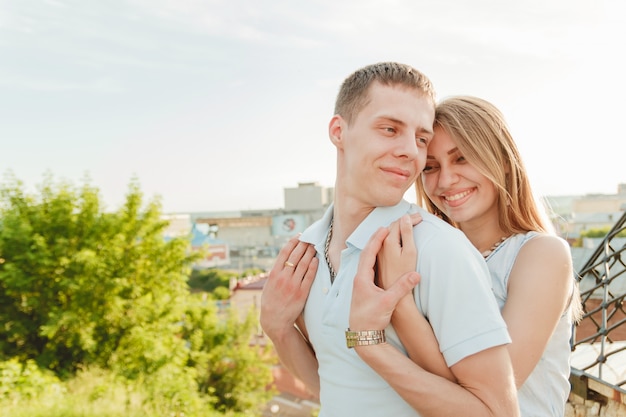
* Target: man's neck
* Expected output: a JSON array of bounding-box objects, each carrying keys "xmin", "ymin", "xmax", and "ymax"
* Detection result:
[
  {"xmin": 331, "ymin": 199, "xmax": 376, "ymax": 246},
  {"xmin": 323, "ymin": 198, "xmax": 376, "ymax": 282}
]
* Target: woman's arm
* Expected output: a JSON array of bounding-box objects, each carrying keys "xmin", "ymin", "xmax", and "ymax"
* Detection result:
[
  {"xmin": 377, "ymin": 214, "xmax": 456, "ymax": 382},
  {"xmin": 502, "ymin": 234, "xmax": 573, "ymax": 387},
  {"xmin": 352, "ymin": 226, "xmax": 519, "ymax": 417}
]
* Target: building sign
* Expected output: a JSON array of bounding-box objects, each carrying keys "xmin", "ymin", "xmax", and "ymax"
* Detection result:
[
  {"xmin": 194, "ymin": 243, "xmax": 230, "ymax": 268},
  {"xmin": 271, "ymin": 214, "xmax": 306, "ymax": 236}
]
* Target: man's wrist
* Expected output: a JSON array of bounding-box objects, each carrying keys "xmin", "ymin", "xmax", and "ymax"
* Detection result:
[{"xmin": 345, "ymin": 329, "xmax": 386, "ymax": 348}]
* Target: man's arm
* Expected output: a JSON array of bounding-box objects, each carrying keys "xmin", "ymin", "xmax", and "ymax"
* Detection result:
[
  {"xmin": 260, "ymin": 235, "xmax": 321, "ymax": 397},
  {"xmin": 351, "ymin": 227, "xmax": 520, "ymax": 416},
  {"xmin": 355, "ymin": 343, "xmax": 517, "ymax": 417}
]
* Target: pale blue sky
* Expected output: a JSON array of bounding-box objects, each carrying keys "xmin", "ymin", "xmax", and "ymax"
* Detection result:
[{"xmin": 2, "ymin": 0, "xmax": 625, "ymax": 213}]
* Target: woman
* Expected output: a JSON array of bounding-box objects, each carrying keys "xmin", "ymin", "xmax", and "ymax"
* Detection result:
[{"xmin": 378, "ymin": 95, "xmax": 582, "ymax": 416}]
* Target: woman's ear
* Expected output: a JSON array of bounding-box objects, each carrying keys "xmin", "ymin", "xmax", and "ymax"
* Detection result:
[{"xmin": 328, "ymin": 115, "xmax": 344, "ymax": 148}]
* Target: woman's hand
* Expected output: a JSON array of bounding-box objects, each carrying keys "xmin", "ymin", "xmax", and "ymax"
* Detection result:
[
  {"xmin": 260, "ymin": 235, "xmax": 318, "ymax": 339},
  {"xmin": 350, "ymin": 227, "xmax": 420, "ymax": 332},
  {"xmin": 377, "ymin": 213, "xmax": 422, "ymax": 290}
]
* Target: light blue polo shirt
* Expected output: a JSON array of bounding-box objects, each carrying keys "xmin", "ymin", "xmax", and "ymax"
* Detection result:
[{"xmin": 300, "ymin": 200, "xmax": 511, "ymax": 417}]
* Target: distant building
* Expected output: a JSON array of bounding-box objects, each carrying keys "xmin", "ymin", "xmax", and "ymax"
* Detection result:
[
  {"xmin": 190, "ymin": 224, "xmax": 230, "ymax": 268},
  {"xmin": 575, "ymin": 183, "xmax": 626, "ymax": 213},
  {"xmin": 162, "ymin": 214, "xmax": 230, "ymax": 268},
  {"xmin": 164, "ymin": 182, "xmax": 334, "ymax": 271},
  {"xmin": 284, "ymin": 181, "xmax": 333, "ymax": 212},
  {"xmin": 560, "ymin": 212, "xmax": 625, "ymax": 241},
  {"xmin": 229, "ymin": 274, "xmax": 267, "ymax": 335},
  {"xmin": 545, "ymin": 183, "xmax": 626, "ymax": 240}
]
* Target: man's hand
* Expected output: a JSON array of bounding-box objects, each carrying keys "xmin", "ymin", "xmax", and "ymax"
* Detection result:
[
  {"xmin": 260, "ymin": 235, "xmax": 318, "ymax": 339},
  {"xmin": 350, "ymin": 227, "xmax": 420, "ymax": 332}
]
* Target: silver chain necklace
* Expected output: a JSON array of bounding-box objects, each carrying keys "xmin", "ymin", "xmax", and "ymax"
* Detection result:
[
  {"xmin": 481, "ymin": 235, "xmax": 511, "ymax": 259},
  {"xmin": 324, "ymin": 218, "xmax": 336, "ymax": 283}
]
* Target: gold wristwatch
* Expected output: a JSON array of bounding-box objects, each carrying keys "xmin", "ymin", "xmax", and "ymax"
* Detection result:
[{"xmin": 345, "ymin": 329, "xmax": 386, "ymax": 348}]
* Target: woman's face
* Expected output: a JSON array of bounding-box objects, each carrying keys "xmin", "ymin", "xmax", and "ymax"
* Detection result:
[{"xmin": 421, "ymin": 126, "xmax": 499, "ymax": 227}]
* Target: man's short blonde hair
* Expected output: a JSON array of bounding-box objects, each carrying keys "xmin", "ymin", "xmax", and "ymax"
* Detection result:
[{"xmin": 334, "ymin": 62, "xmax": 436, "ymax": 125}]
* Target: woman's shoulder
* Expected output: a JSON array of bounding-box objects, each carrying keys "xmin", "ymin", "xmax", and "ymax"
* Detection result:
[
  {"xmin": 520, "ymin": 232, "xmax": 570, "ymax": 256},
  {"xmin": 514, "ymin": 232, "xmax": 573, "ymax": 277}
]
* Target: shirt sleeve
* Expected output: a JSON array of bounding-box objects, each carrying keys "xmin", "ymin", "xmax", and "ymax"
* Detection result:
[{"xmin": 414, "ymin": 222, "xmax": 511, "ymax": 366}]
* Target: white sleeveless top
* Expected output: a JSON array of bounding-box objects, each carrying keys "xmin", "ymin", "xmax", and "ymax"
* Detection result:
[{"xmin": 487, "ymin": 232, "xmax": 573, "ymax": 417}]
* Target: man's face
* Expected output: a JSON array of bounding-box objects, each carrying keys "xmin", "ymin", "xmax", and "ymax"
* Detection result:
[{"xmin": 332, "ymin": 82, "xmax": 435, "ymax": 208}]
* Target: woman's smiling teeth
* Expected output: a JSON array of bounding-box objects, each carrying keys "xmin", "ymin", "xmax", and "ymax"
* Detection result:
[{"xmin": 444, "ymin": 189, "xmax": 472, "ymax": 202}]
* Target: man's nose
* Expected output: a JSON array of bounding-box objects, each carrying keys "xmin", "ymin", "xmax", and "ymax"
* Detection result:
[{"xmin": 394, "ymin": 134, "xmax": 419, "ymax": 159}]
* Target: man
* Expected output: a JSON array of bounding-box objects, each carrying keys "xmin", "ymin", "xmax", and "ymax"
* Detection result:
[{"xmin": 260, "ymin": 62, "xmax": 519, "ymax": 416}]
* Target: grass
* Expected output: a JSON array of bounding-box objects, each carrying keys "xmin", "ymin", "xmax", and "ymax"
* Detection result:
[{"xmin": 0, "ymin": 367, "xmax": 248, "ymax": 417}]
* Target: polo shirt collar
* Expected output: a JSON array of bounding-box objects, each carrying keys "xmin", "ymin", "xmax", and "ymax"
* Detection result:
[
  {"xmin": 300, "ymin": 199, "xmax": 413, "ymax": 251},
  {"xmin": 347, "ymin": 200, "xmax": 412, "ymax": 250}
]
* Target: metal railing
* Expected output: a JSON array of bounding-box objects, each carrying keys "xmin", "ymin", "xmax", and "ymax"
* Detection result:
[{"xmin": 571, "ymin": 210, "xmax": 626, "ymax": 391}]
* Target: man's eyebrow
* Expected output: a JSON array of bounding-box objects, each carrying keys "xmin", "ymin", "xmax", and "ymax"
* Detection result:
[
  {"xmin": 376, "ymin": 116, "xmax": 405, "ymax": 126},
  {"xmin": 376, "ymin": 116, "xmax": 434, "ymax": 135}
]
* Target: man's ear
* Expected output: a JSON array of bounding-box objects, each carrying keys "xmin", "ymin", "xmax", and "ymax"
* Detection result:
[{"xmin": 328, "ymin": 115, "xmax": 344, "ymax": 148}]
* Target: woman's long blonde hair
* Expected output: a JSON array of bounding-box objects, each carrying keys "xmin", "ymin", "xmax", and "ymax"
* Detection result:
[
  {"xmin": 418, "ymin": 96, "xmax": 583, "ymax": 322},
  {"xmin": 416, "ymin": 96, "xmax": 553, "ymax": 235}
]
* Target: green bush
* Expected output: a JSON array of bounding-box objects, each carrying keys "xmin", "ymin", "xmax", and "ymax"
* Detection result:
[
  {"xmin": 0, "ymin": 366, "xmax": 243, "ymax": 417},
  {"xmin": 188, "ymin": 268, "xmax": 235, "ymax": 292},
  {"xmin": 0, "ymin": 175, "xmax": 199, "ymax": 376},
  {"xmin": 0, "ymin": 357, "xmax": 63, "ymax": 402},
  {"xmin": 181, "ymin": 294, "xmax": 274, "ymax": 413},
  {"xmin": 0, "ymin": 175, "xmax": 275, "ymax": 416}
]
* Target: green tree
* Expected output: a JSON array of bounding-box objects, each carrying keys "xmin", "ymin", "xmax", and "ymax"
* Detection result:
[
  {"xmin": 188, "ymin": 268, "xmax": 234, "ymax": 293},
  {"xmin": 0, "ymin": 174, "xmax": 274, "ymax": 415},
  {"xmin": 0, "ymin": 174, "xmax": 196, "ymax": 377}
]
